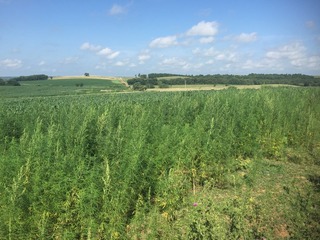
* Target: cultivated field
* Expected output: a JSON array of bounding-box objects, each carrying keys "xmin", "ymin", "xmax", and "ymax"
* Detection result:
[
  {"xmin": 0, "ymin": 76, "xmax": 127, "ymax": 98},
  {"xmin": 0, "ymin": 80, "xmax": 319, "ymax": 239}
]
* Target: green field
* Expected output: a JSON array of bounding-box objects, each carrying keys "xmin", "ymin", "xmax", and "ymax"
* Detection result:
[
  {"xmin": 0, "ymin": 86, "xmax": 320, "ymax": 239},
  {"xmin": 0, "ymin": 77, "xmax": 127, "ymax": 98}
]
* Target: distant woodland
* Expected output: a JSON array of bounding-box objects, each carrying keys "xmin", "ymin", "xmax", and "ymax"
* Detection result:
[{"xmin": 128, "ymin": 73, "xmax": 320, "ymax": 87}]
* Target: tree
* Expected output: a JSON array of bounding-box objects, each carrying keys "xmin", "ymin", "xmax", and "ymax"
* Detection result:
[
  {"xmin": 84, "ymin": 73, "xmax": 90, "ymax": 77},
  {"xmin": 132, "ymin": 82, "xmax": 146, "ymax": 91},
  {"xmin": 7, "ymin": 79, "xmax": 21, "ymax": 86},
  {"xmin": 0, "ymin": 78, "xmax": 5, "ymax": 86}
]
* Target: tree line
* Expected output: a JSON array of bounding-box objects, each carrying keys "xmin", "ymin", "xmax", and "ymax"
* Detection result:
[
  {"xmin": 0, "ymin": 78, "xmax": 21, "ymax": 86},
  {"xmin": 11, "ymin": 74, "xmax": 49, "ymax": 81},
  {"xmin": 128, "ymin": 73, "xmax": 319, "ymax": 87}
]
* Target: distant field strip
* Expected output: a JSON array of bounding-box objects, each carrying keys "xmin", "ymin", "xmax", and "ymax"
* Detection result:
[{"xmin": 52, "ymin": 75, "xmax": 121, "ymax": 80}]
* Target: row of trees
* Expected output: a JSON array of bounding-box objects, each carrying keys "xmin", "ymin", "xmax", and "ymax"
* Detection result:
[
  {"xmin": 0, "ymin": 78, "xmax": 20, "ymax": 86},
  {"xmin": 128, "ymin": 73, "xmax": 319, "ymax": 87},
  {"xmin": 10, "ymin": 74, "xmax": 49, "ymax": 81},
  {"xmin": 147, "ymin": 73, "xmax": 185, "ymax": 78}
]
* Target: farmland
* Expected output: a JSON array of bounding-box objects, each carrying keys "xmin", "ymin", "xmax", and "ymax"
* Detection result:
[
  {"xmin": 0, "ymin": 81, "xmax": 320, "ymax": 238},
  {"xmin": 0, "ymin": 76, "xmax": 127, "ymax": 98}
]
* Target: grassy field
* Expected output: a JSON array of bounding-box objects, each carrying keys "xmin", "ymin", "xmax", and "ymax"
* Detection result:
[
  {"xmin": 0, "ymin": 76, "xmax": 301, "ymax": 97},
  {"xmin": 0, "ymin": 77, "xmax": 127, "ymax": 98}
]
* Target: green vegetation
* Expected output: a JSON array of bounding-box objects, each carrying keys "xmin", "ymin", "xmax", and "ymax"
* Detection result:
[
  {"xmin": 11, "ymin": 74, "xmax": 49, "ymax": 81},
  {"xmin": 128, "ymin": 73, "xmax": 320, "ymax": 87},
  {"xmin": 0, "ymin": 77, "xmax": 127, "ymax": 98},
  {"xmin": 0, "ymin": 87, "xmax": 320, "ymax": 239}
]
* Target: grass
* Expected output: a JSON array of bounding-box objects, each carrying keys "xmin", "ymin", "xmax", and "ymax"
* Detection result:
[{"xmin": 0, "ymin": 77, "xmax": 127, "ymax": 98}]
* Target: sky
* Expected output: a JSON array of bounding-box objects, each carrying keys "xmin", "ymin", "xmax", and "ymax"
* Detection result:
[{"xmin": 0, "ymin": 0, "xmax": 320, "ymax": 76}]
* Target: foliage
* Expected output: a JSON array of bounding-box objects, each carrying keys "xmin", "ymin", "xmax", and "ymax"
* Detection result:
[
  {"xmin": 127, "ymin": 73, "xmax": 319, "ymax": 87},
  {"xmin": 0, "ymin": 88, "xmax": 319, "ymax": 239},
  {"xmin": 11, "ymin": 74, "xmax": 48, "ymax": 81},
  {"xmin": 0, "ymin": 78, "xmax": 5, "ymax": 85},
  {"xmin": 132, "ymin": 82, "xmax": 147, "ymax": 91},
  {"xmin": 148, "ymin": 73, "xmax": 185, "ymax": 78},
  {"xmin": 6, "ymin": 79, "xmax": 21, "ymax": 86}
]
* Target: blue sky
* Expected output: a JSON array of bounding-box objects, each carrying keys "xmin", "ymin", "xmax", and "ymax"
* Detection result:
[{"xmin": 0, "ymin": 0, "xmax": 319, "ymax": 76}]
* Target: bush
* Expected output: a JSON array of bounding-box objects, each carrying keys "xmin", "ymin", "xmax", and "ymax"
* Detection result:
[
  {"xmin": 132, "ymin": 82, "xmax": 146, "ymax": 91},
  {"xmin": 6, "ymin": 79, "xmax": 21, "ymax": 86}
]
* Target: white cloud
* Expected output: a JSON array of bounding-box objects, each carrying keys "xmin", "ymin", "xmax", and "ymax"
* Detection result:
[
  {"xmin": 38, "ymin": 60, "xmax": 46, "ymax": 66},
  {"xmin": 307, "ymin": 56, "xmax": 320, "ymax": 68},
  {"xmin": 266, "ymin": 42, "xmax": 306, "ymax": 61},
  {"xmin": 235, "ymin": 32, "xmax": 257, "ymax": 43},
  {"xmin": 138, "ymin": 53, "xmax": 151, "ymax": 64},
  {"xmin": 97, "ymin": 48, "xmax": 120, "ymax": 59},
  {"xmin": 160, "ymin": 57, "xmax": 187, "ymax": 67},
  {"xmin": 199, "ymin": 36, "xmax": 214, "ymax": 44},
  {"xmin": 138, "ymin": 54, "xmax": 150, "ymax": 61},
  {"xmin": 109, "ymin": 4, "xmax": 126, "ymax": 15},
  {"xmin": 81, "ymin": 43, "xmax": 119, "ymax": 59},
  {"xmin": 186, "ymin": 21, "xmax": 219, "ymax": 36},
  {"xmin": 237, "ymin": 42, "xmax": 320, "ymax": 71},
  {"xmin": 61, "ymin": 57, "xmax": 80, "ymax": 64},
  {"xmin": 241, "ymin": 59, "xmax": 264, "ymax": 69},
  {"xmin": 107, "ymin": 51, "xmax": 120, "ymax": 59},
  {"xmin": 0, "ymin": 58, "xmax": 22, "ymax": 68},
  {"xmin": 149, "ymin": 35, "xmax": 178, "ymax": 48},
  {"xmin": 193, "ymin": 47, "xmax": 237, "ymax": 62},
  {"xmin": 80, "ymin": 42, "xmax": 102, "ymax": 51},
  {"xmin": 215, "ymin": 52, "xmax": 237, "ymax": 62},
  {"xmin": 114, "ymin": 61, "xmax": 126, "ymax": 66},
  {"xmin": 97, "ymin": 48, "xmax": 113, "ymax": 56}
]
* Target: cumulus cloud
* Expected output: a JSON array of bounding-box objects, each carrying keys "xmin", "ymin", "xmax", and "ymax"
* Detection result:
[
  {"xmin": 138, "ymin": 54, "xmax": 150, "ymax": 61},
  {"xmin": 138, "ymin": 53, "xmax": 151, "ymax": 64},
  {"xmin": 0, "ymin": 58, "xmax": 22, "ymax": 68},
  {"xmin": 193, "ymin": 47, "xmax": 237, "ymax": 62},
  {"xmin": 149, "ymin": 35, "xmax": 178, "ymax": 48},
  {"xmin": 97, "ymin": 48, "xmax": 120, "ymax": 59},
  {"xmin": 81, "ymin": 42, "xmax": 119, "ymax": 59},
  {"xmin": 114, "ymin": 61, "xmax": 126, "ymax": 66},
  {"xmin": 107, "ymin": 51, "xmax": 120, "ymax": 59},
  {"xmin": 199, "ymin": 36, "xmax": 215, "ymax": 44},
  {"xmin": 80, "ymin": 42, "xmax": 102, "ymax": 51},
  {"xmin": 160, "ymin": 57, "xmax": 187, "ymax": 67},
  {"xmin": 266, "ymin": 42, "xmax": 306, "ymax": 61},
  {"xmin": 97, "ymin": 48, "xmax": 113, "ymax": 56},
  {"xmin": 186, "ymin": 21, "xmax": 219, "ymax": 36},
  {"xmin": 235, "ymin": 32, "xmax": 257, "ymax": 43},
  {"xmin": 241, "ymin": 59, "xmax": 265, "ymax": 69},
  {"xmin": 238, "ymin": 42, "xmax": 320, "ymax": 71}
]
